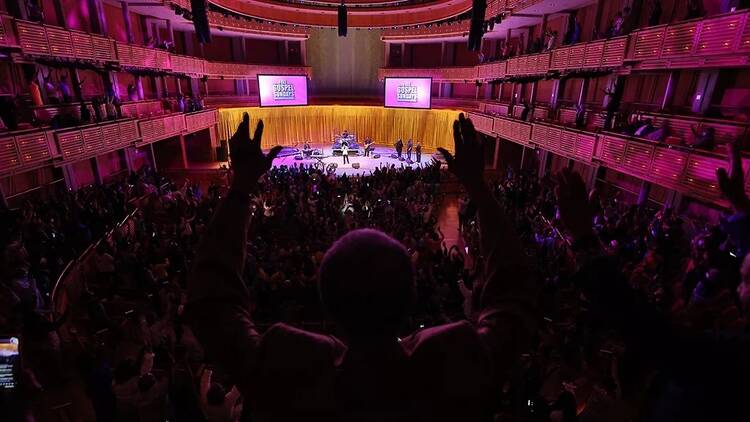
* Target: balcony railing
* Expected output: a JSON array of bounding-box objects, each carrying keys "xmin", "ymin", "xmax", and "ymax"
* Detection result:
[
  {"xmin": 55, "ymin": 120, "xmax": 140, "ymax": 160},
  {"xmin": 470, "ymin": 109, "xmax": 750, "ymax": 206},
  {"xmin": 185, "ymin": 109, "xmax": 219, "ymax": 132},
  {"xmin": 138, "ymin": 113, "xmax": 187, "ymax": 144},
  {"xmin": 12, "ymin": 19, "xmax": 309, "ymax": 80},
  {"xmin": 628, "ymin": 10, "xmax": 750, "ymax": 68},
  {"xmin": 378, "ymin": 67, "xmax": 477, "ymax": 82},
  {"xmin": 1, "ymin": 109, "xmax": 218, "ymax": 175},
  {"xmin": 0, "ymin": 130, "xmax": 54, "ymax": 173}
]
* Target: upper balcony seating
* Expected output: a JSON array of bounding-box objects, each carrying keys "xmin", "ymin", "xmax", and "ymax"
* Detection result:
[{"xmin": 11, "ymin": 18, "xmax": 309, "ymax": 80}]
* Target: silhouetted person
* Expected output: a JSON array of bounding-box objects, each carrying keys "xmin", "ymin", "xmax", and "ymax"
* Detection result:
[{"xmin": 187, "ymin": 113, "xmax": 538, "ymax": 420}]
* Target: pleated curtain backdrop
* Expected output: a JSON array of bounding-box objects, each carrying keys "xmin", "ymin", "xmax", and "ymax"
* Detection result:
[{"xmin": 218, "ymin": 106, "xmax": 461, "ymax": 152}]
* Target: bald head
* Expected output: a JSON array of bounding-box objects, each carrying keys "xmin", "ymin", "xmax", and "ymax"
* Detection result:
[{"xmin": 318, "ymin": 229, "xmax": 414, "ymax": 340}]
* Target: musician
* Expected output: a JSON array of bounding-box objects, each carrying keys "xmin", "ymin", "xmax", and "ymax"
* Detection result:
[
  {"xmin": 303, "ymin": 141, "xmax": 312, "ymax": 158},
  {"xmin": 415, "ymin": 141, "xmax": 422, "ymax": 163},
  {"xmin": 395, "ymin": 138, "xmax": 404, "ymax": 158},
  {"xmin": 406, "ymin": 139, "xmax": 413, "ymax": 160},
  {"xmin": 364, "ymin": 138, "xmax": 374, "ymax": 157},
  {"xmin": 341, "ymin": 143, "xmax": 350, "ymax": 165}
]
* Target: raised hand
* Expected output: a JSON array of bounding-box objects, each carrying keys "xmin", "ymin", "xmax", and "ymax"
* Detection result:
[
  {"xmin": 717, "ymin": 143, "xmax": 750, "ymax": 214},
  {"xmin": 229, "ymin": 112, "xmax": 282, "ymax": 194},
  {"xmin": 438, "ymin": 113, "xmax": 484, "ymax": 191},
  {"xmin": 556, "ymin": 168, "xmax": 594, "ymax": 241}
]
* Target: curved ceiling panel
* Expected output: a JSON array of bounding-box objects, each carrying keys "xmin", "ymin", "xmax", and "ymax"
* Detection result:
[{"xmin": 210, "ymin": 0, "xmax": 473, "ymax": 28}]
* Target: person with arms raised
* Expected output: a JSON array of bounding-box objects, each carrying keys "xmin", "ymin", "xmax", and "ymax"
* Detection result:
[{"xmin": 186, "ymin": 113, "xmax": 539, "ymax": 420}]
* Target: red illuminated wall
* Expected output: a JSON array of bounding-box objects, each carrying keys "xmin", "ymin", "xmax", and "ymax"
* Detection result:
[
  {"xmin": 410, "ymin": 43, "xmax": 442, "ymax": 67},
  {"xmin": 453, "ymin": 42, "xmax": 479, "ymax": 66},
  {"xmin": 246, "ymin": 39, "xmax": 282, "ymax": 64},
  {"xmin": 452, "ymin": 82, "xmax": 476, "ymax": 98},
  {"xmin": 72, "ymin": 159, "xmax": 96, "ymax": 187},
  {"xmin": 204, "ymin": 36, "xmax": 234, "ymax": 62},
  {"xmin": 207, "ymin": 79, "xmax": 236, "ymax": 96},
  {"xmin": 97, "ymin": 150, "xmax": 126, "ymax": 182}
]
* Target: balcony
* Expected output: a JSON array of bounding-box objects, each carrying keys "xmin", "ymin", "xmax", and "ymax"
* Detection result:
[
  {"xmin": 378, "ymin": 67, "xmax": 477, "ymax": 82},
  {"xmin": 471, "ymin": 107, "xmax": 749, "ymax": 206},
  {"xmin": 137, "ymin": 113, "xmax": 187, "ymax": 144},
  {"xmin": 206, "ymin": 11, "xmax": 309, "ymax": 39},
  {"xmin": 185, "ymin": 109, "xmax": 218, "ymax": 132},
  {"xmin": 55, "ymin": 120, "xmax": 140, "ymax": 161},
  {"xmin": 381, "ymin": 21, "xmax": 471, "ymax": 41},
  {"xmin": 119, "ymin": 100, "xmax": 169, "ymax": 119},
  {"xmin": 16, "ymin": 20, "xmax": 116, "ymax": 62},
  {"xmin": 116, "ymin": 42, "xmax": 172, "ymax": 70},
  {"xmin": 628, "ymin": 10, "xmax": 750, "ymax": 69},
  {"xmin": 170, "ymin": 54, "xmax": 206, "ymax": 76},
  {"xmin": 0, "ymin": 129, "xmax": 56, "ymax": 175}
]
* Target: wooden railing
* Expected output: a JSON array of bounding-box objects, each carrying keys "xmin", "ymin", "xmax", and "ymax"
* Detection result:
[
  {"xmin": 55, "ymin": 120, "xmax": 140, "ymax": 161},
  {"xmin": 185, "ymin": 109, "xmax": 219, "ymax": 132},
  {"xmin": 1, "ymin": 110, "xmax": 218, "ymax": 175},
  {"xmin": 119, "ymin": 99, "xmax": 168, "ymax": 119},
  {"xmin": 628, "ymin": 10, "xmax": 750, "ymax": 68},
  {"xmin": 11, "ymin": 19, "xmax": 309, "ymax": 79},
  {"xmin": 378, "ymin": 66, "xmax": 478, "ymax": 82},
  {"xmin": 469, "ymin": 110, "xmax": 750, "ymax": 206},
  {"xmin": 0, "ymin": 129, "xmax": 54, "ymax": 173}
]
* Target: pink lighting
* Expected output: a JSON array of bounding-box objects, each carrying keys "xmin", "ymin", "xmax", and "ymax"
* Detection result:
[
  {"xmin": 384, "ymin": 77, "xmax": 432, "ymax": 109},
  {"xmin": 258, "ymin": 75, "xmax": 309, "ymax": 107}
]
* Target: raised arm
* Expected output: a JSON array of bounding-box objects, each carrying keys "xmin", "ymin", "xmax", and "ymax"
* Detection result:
[
  {"xmin": 438, "ymin": 114, "xmax": 538, "ymax": 376},
  {"xmin": 558, "ymin": 167, "xmax": 750, "ymax": 387},
  {"xmin": 186, "ymin": 113, "xmax": 282, "ymax": 388}
]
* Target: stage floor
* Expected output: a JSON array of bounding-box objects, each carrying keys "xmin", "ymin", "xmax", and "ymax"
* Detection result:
[{"xmin": 270, "ymin": 145, "xmax": 437, "ymax": 176}]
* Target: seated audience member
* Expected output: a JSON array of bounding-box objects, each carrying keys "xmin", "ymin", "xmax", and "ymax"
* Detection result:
[
  {"xmin": 575, "ymin": 103, "xmax": 586, "ymax": 129},
  {"xmin": 634, "ymin": 119, "xmax": 656, "ymax": 137},
  {"xmin": 520, "ymin": 101, "xmax": 531, "ymax": 121},
  {"xmin": 686, "ymin": 0, "xmax": 705, "ymax": 19},
  {"xmin": 186, "ymin": 113, "xmax": 537, "ymax": 419},
  {"xmin": 200, "ymin": 368, "xmax": 242, "ymax": 421},
  {"xmin": 691, "ymin": 122, "xmax": 716, "ymax": 150},
  {"xmin": 649, "ymin": 0, "xmax": 663, "ymax": 26}
]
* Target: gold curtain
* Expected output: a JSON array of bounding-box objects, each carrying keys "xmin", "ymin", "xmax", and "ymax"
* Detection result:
[{"xmin": 218, "ymin": 106, "xmax": 460, "ymax": 152}]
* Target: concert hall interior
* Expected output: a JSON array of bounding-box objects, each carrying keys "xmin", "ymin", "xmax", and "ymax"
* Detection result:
[{"xmin": 3, "ymin": 0, "xmax": 750, "ymax": 420}]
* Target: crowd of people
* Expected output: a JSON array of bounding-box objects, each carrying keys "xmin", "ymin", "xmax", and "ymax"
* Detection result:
[{"xmin": 1, "ymin": 113, "xmax": 749, "ymax": 421}]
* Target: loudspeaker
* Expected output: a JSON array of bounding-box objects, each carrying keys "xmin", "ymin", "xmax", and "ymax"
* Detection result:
[
  {"xmin": 190, "ymin": 0, "xmax": 212, "ymax": 43},
  {"xmin": 294, "ymin": 154, "xmax": 303, "ymax": 160},
  {"xmin": 216, "ymin": 140, "xmax": 228, "ymax": 161},
  {"xmin": 352, "ymin": 163, "xmax": 360, "ymax": 169},
  {"xmin": 338, "ymin": 4, "xmax": 347, "ymax": 37},
  {"xmin": 468, "ymin": 0, "xmax": 487, "ymax": 51},
  {"xmin": 372, "ymin": 154, "xmax": 381, "ymax": 159},
  {"xmin": 406, "ymin": 159, "xmax": 414, "ymax": 164},
  {"xmin": 398, "ymin": 157, "xmax": 405, "ymax": 162},
  {"xmin": 390, "ymin": 153, "xmax": 398, "ymax": 159}
]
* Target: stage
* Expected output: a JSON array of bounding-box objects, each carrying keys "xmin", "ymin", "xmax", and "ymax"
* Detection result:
[{"xmin": 271, "ymin": 144, "xmax": 439, "ymax": 176}]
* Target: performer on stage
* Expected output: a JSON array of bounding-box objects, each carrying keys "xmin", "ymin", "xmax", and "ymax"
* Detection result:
[
  {"xmin": 364, "ymin": 138, "xmax": 374, "ymax": 157},
  {"xmin": 395, "ymin": 138, "xmax": 403, "ymax": 158},
  {"xmin": 342, "ymin": 143, "xmax": 350, "ymax": 165},
  {"xmin": 303, "ymin": 141, "xmax": 312, "ymax": 158},
  {"xmin": 415, "ymin": 141, "xmax": 422, "ymax": 163},
  {"xmin": 406, "ymin": 139, "xmax": 413, "ymax": 160}
]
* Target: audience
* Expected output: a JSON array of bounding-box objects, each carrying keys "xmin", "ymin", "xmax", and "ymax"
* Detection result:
[{"xmin": 2, "ymin": 113, "xmax": 749, "ymax": 420}]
